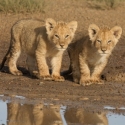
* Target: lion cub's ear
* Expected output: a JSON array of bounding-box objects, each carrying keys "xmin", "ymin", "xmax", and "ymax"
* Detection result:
[
  {"xmin": 111, "ymin": 26, "xmax": 122, "ymax": 40},
  {"xmin": 68, "ymin": 21, "xmax": 77, "ymax": 33},
  {"xmin": 46, "ymin": 18, "xmax": 56, "ymax": 35},
  {"xmin": 88, "ymin": 24, "xmax": 100, "ymax": 41}
]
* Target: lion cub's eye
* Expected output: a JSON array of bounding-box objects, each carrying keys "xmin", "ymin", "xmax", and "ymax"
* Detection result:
[
  {"xmin": 97, "ymin": 40, "xmax": 101, "ymax": 43},
  {"xmin": 65, "ymin": 35, "xmax": 69, "ymax": 39},
  {"xmin": 108, "ymin": 40, "xmax": 111, "ymax": 44},
  {"xmin": 55, "ymin": 34, "xmax": 59, "ymax": 39}
]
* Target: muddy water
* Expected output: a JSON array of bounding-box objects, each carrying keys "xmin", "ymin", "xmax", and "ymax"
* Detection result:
[{"xmin": 0, "ymin": 95, "xmax": 125, "ymax": 125}]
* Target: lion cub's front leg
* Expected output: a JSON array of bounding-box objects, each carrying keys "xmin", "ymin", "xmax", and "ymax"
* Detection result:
[
  {"xmin": 91, "ymin": 63, "xmax": 107, "ymax": 84},
  {"xmin": 35, "ymin": 51, "xmax": 52, "ymax": 80},
  {"xmin": 51, "ymin": 54, "xmax": 64, "ymax": 82}
]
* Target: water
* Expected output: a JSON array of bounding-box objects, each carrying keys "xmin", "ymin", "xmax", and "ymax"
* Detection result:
[{"xmin": 0, "ymin": 95, "xmax": 125, "ymax": 125}]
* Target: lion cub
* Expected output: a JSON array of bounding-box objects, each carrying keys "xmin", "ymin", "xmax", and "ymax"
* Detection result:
[
  {"xmin": 67, "ymin": 24, "xmax": 122, "ymax": 86},
  {"xmin": 1, "ymin": 18, "xmax": 77, "ymax": 81}
]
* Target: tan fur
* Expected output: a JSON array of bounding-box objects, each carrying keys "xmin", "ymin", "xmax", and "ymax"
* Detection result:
[
  {"xmin": 1, "ymin": 18, "xmax": 77, "ymax": 81},
  {"xmin": 67, "ymin": 24, "xmax": 122, "ymax": 86}
]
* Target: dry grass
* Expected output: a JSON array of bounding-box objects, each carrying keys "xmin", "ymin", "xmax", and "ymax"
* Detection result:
[
  {"xmin": 0, "ymin": 0, "xmax": 45, "ymax": 14},
  {"xmin": 87, "ymin": 0, "xmax": 124, "ymax": 9}
]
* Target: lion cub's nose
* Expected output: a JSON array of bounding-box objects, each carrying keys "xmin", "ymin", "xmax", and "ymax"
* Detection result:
[
  {"xmin": 60, "ymin": 44, "xmax": 64, "ymax": 48},
  {"xmin": 101, "ymin": 49, "xmax": 107, "ymax": 53}
]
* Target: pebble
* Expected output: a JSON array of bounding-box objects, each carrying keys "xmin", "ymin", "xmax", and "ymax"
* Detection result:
[{"xmin": 37, "ymin": 82, "xmax": 44, "ymax": 85}]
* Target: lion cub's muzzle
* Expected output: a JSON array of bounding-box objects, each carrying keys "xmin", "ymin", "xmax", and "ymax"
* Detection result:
[
  {"xmin": 100, "ymin": 47, "xmax": 108, "ymax": 54},
  {"xmin": 101, "ymin": 49, "xmax": 107, "ymax": 53},
  {"xmin": 57, "ymin": 43, "xmax": 67, "ymax": 50},
  {"xmin": 60, "ymin": 44, "xmax": 65, "ymax": 48}
]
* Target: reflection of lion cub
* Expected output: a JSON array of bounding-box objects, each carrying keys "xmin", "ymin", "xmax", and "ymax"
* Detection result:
[
  {"xmin": 65, "ymin": 108, "xmax": 108, "ymax": 125},
  {"xmin": 1, "ymin": 18, "xmax": 77, "ymax": 81},
  {"xmin": 67, "ymin": 24, "xmax": 122, "ymax": 86},
  {"xmin": 7, "ymin": 103, "xmax": 63, "ymax": 125}
]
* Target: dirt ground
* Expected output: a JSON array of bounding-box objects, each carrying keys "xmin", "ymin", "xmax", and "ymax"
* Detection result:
[{"xmin": 0, "ymin": 0, "xmax": 125, "ymax": 109}]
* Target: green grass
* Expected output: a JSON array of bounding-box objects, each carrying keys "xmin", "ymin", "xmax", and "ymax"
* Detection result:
[
  {"xmin": 87, "ymin": 0, "xmax": 124, "ymax": 9},
  {"xmin": 0, "ymin": 0, "xmax": 45, "ymax": 13}
]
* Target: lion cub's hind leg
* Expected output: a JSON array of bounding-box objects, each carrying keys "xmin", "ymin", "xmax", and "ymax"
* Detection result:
[
  {"xmin": 72, "ymin": 69, "xmax": 80, "ymax": 84},
  {"xmin": 26, "ymin": 55, "xmax": 38, "ymax": 77},
  {"xmin": 68, "ymin": 50, "xmax": 80, "ymax": 83},
  {"xmin": 8, "ymin": 41, "xmax": 23, "ymax": 76},
  {"xmin": 79, "ymin": 54, "xmax": 91, "ymax": 86},
  {"xmin": 71, "ymin": 58, "xmax": 80, "ymax": 83}
]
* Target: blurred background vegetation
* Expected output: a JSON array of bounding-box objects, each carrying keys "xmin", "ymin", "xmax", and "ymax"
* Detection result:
[
  {"xmin": 0, "ymin": 0, "xmax": 124, "ymax": 14},
  {"xmin": 0, "ymin": 0, "xmax": 45, "ymax": 13},
  {"xmin": 87, "ymin": 0, "xmax": 124, "ymax": 9}
]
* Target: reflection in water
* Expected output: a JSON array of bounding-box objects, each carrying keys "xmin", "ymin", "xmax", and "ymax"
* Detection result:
[
  {"xmin": 65, "ymin": 108, "xmax": 108, "ymax": 125},
  {"xmin": 1, "ymin": 95, "xmax": 125, "ymax": 125},
  {"xmin": 7, "ymin": 103, "xmax": 63, "ymax": 125},
  {"xmin": 6, "ymin": 102, "xmax": 108, "ymax": 125}
]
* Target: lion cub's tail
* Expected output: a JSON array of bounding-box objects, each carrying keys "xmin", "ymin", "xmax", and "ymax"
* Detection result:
[{"xmin": 0, "ymin": 44, "xmax": 11, "ymax": 70}]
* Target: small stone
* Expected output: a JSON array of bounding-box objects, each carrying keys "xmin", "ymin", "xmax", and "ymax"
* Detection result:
[
  {"xmin": 39, "ymin": 82, "xmax": 44, "ymax": 85},
  {"xmin": 80, "ymin": 97, "xmax": 89, "ymax": 100}
]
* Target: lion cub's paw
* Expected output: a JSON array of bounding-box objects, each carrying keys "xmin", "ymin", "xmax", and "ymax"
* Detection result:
[
  {"xmin": 42, "ymin": 75, "xmax": 53, "ymax": 81},
  {"xmin": 39, "ymin": 75, "xmax": 53, "ymax": 81},
  {"xmin": 90, "ymin": 78, "xmax": 104, "ymax": 84},
  {"xmin": 33, "ymin": 71, "xmax": 52, "ymax": 80},
  {"xmin": 73, "ymin": 78, "xmax": 79, "ymax": 83},
  {"xmin": 12, "ymin": 70, "xmax": 23, "ymax": 76},
  {"xmin": 80, "ymin": 79, "xmax": 92, "ymax": 86},
  {"xmin": 52, "ymin": 75, "xmax": 65, "ymax": 82}
]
